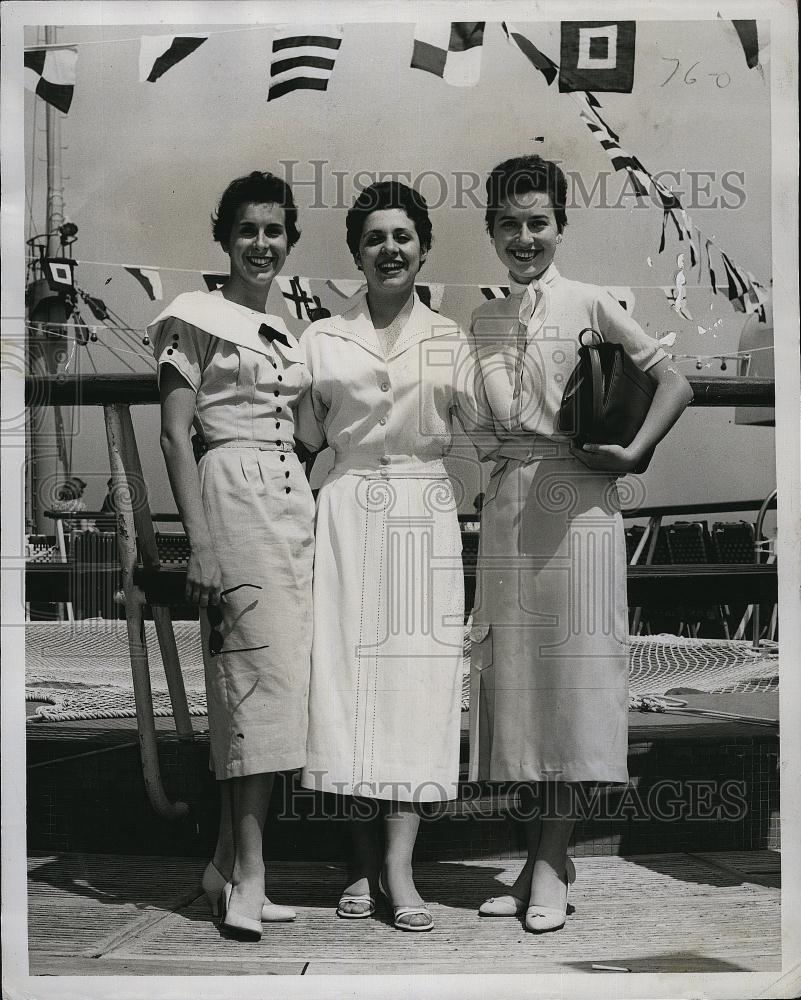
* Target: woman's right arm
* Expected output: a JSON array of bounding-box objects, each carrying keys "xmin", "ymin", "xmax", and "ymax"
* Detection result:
[{"xmin": 159, "ymin": 365, "xmax": 222, "ymax": 607}]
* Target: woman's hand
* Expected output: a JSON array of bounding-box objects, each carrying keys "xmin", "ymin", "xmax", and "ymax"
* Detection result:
[
  {"xmin": 570, "ymin": 442, "xmax": 642, "ymax": 475},
  {"xmin": 185, "ymin": 544, "xmax": 223, "ymax": 607}
]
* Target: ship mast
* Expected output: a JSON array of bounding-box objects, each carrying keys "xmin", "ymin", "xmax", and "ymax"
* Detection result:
[{"xmin": 27, "ymin": 25, "xmax": 74, "ymax": 534}]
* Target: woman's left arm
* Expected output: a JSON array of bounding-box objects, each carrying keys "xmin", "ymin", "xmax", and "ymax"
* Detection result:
[{"xmin": 573, "ymin": 292, "xmax": 693, "ymax": 473}]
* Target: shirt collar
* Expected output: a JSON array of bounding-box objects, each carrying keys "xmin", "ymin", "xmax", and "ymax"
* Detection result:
[{"xmin": 508, "ymin": 263, "xmax": 560, "ymax": 297}]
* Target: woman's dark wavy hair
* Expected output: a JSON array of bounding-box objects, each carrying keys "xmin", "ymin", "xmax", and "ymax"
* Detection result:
[
  {"xmin": 211, "ymin": 171, "xmax": 301, "ymax": 249},
  {"xmin": 484, "ymin": 155, "xmax": 568, "ymax": 235},
  {"xmin": 346, "ymin": 181, "xmax": 433, "ymax": 258}
]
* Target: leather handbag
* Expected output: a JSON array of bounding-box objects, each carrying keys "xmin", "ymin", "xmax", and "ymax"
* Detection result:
[{"xmin": 557, "ymin": 328, "xmax": 657, "ymax": 474}]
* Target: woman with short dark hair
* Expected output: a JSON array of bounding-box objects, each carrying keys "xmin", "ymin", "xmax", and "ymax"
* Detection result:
[
  {"xmin": 297, "ymin": 180, "xmax": 474, "ymax": 932},
  {"xmin": 468, "ymin": 154, "xmax": 692, "ymax": 933},
  {"xmin": 152, "ymin": 171, "xmax": 314, "ymax": 940}
]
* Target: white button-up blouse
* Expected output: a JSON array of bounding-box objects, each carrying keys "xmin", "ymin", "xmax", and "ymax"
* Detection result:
[{"xmin": 296, "ymin": 289, "xmax": 490, "ymax": 476}]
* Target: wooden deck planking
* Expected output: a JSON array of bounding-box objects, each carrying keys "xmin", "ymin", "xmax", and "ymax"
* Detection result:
[{"xmin": 28, "ymin": 852, "xmax": 781, "ymax": 976}]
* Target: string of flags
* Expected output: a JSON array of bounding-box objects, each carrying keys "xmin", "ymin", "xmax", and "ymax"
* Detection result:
[
  {"xmin": 31, "ymin": 251, "xmax": 766, "ymax": 329},
  {"xmin": 24, "ymin": 18, "xmax": 763, "ymax": 108},
  {"xmin": 499, "ymin": 20, "xmax": 767, "ymax": 320}
]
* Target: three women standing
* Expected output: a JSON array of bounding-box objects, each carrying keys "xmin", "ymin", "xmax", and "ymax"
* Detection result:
[
  {"xmin": 153, "ymin": 172, "xmax": 314, "ymax": 940},
  {"xmin": 155, "ymin": 159, "xmax": 691, "ymax": 941}
]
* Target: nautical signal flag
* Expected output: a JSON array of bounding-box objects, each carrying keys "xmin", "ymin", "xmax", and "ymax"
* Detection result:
[
  {"xmin": 44, "ymin": 257, "xmax": 77, "ymax": 293},
  {"xmin": 558, "ymin": 22, "xmax": 636, "ymax": 93},
  {"xmin": 24, "ymin": 47, "xmax": 77, "ymax": 114},
  {"xmin": 276, "ymin": 276, "xmax": 327, "ymax": 321},
  {"xmin": 139, "ymin": 35, "xmax": 207, "ymax": 82},
  {"xmin": 605, "ymin": 287, "xmax": 636, "ymax": 313},
  {"xmin": 268, "ymin": 28, "xmax": 343, "ymax": 101},
  {"xmin": 411, "ymin": 23, "xmax": 485, "ymax": 87},
  {"xmin": 415, "ymin": 283, "xmax": 445, "ymax": 313},
  {"xmin": 125, "ymin": 267, "xmax": 163, "ymax": 301},
  {"xmin": 501, "ymin": 23, "xmax": 558, "ymax": 87},
  {"xmin": 202, "ymin": 273, "xmax": 227, "ymax": 292},
  {"xmin": 480, "ymin": 286, "xmax": 510, "ymax": 301},
  {"xmin": 732, "ymin": 21, "xmax": 760, "ymax": 70}
]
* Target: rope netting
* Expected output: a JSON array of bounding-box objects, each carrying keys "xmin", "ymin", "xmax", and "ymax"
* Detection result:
[{"xmin": 24, "ymin": 620, "xmax": 779, "ymax": 722}]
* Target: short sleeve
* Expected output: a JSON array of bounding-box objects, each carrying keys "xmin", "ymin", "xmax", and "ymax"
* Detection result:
[
  {"xmin": 150, "ymin": 317, "xmax": 212, "ymax": 392},
  {"xmin": 293, "ymin": 329, "xmax": 327, "ymax": 451},
  {"xmin": 593, "ymin": 291, "xmax": 667, "ymax": 372}
]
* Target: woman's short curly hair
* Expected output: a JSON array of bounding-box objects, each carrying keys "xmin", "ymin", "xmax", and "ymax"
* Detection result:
[
  {"xmin": 484, "ymin": 155, "xmax": 568, "ymax": 235},
  {"xmin": 345, "ymin": 180, "xmax": 433, "ymax": 258},
  {"xmin": 211, "ymin": 171, "xmax": 301, "ymax": 249}
]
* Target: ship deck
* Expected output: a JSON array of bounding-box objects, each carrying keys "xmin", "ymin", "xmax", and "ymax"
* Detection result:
[{"xmin": 27, "ymin": 849, "xmax": 780, "ymax": 976}]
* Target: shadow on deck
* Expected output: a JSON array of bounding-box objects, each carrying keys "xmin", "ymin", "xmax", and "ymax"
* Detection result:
[{"xmin": 27, "ymin": 850, "xmax": 781, "ymax": 976}]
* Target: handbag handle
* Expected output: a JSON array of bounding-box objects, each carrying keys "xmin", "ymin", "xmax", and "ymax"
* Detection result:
[
  {"xmin": 578, "ymin": 327, "xmax": 604, "ymax": 348},
  {"xmin": 578, "ymin": 328, "xmax": 606, "ymax": 432}
]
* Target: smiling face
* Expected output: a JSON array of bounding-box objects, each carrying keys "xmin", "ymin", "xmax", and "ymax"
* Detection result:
[
  {"xmin": 355, "ymin": 208, "xmax": 426, "ymax": 299},
  {"xmin": 223, "ymin": 201, "xmax": 288, "ymax": 308},
  {"xmin": 491, "ymin": 189, "xmax": 561, "ymax": 284}
]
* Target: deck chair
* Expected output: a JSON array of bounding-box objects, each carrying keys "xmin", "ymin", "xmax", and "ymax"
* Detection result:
[
  {"xmin": 664, "ymin": 521, "xmax": 728, "ymax": 638},
  {"xmin": 711, "ymin": 521, "xmax": 757, "ymax": 638},
  {"xmin": 626, "ymin": 522, "xmax": 671, "ymax": 634}
]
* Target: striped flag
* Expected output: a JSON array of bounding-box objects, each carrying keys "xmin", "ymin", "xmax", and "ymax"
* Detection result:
[
  {"xmin": 24, "ymin": 46, "xmax": 77, "ymax": 114},
  {"xmin": 139, "ymin": 35, "xmax": 207, "ymax": 82},
  {"xmin": 268, "ymin": 28, "xmax": 343, "ymax": 101},
  {"xmin": 125, "ymin": 266, "xmax": 163, "ymax": 301},
  {"xmin": 480, "ymin": 286, "xmax": 510, "ymax": 300},
  {"xmin": 502, "ymin": 23, "xmax": 558, "ymax": 85},
  {"xmin": 411, "ymin": 23, "xmax": 485, "ymax": 87},
  {"xmin": 415, "ymin": 283, "xmax": 445, "ymax": 312},
  {"xmin": 572, "ymin": 93, "xmax": 652, "ymax": 197},
  {"xmin": 720, "ymin": 251, "xmax": 750, "ymax": 304}
]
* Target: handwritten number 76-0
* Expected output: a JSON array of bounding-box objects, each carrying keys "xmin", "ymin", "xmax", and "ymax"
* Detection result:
[{"xmin": 661, "ymin": 58, "xmax": 731, "ymax": 88}]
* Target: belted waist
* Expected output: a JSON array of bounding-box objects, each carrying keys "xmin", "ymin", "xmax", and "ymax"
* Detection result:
[
  {"xmin": 204, "ymin": 440, "xmax": 295, "ymax": 453},
  {"xmin": 330, "ymin": 454, "xmax": 448, "ymax": 479},
  {"xmin": 495, "ymin": 437, "xmax": 573, "ymax": 463}
]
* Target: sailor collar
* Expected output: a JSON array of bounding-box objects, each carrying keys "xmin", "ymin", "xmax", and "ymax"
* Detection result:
[{"xmin": 148, "ymin": 289, "xmax": 303, "ymax": 364}]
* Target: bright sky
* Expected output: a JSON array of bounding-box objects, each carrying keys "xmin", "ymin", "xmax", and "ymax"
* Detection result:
[{"xmin": 21, "ymin": 15, "xmax": 776, "ymax": 514}]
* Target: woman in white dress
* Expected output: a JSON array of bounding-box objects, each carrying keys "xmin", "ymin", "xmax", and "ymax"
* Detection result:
[
  {"xmin": 297, "ymin": 182, "xmax": 472, "ymax": 931},
  {"xmin": 154, "ymin": 172, "xmax": 314, "ymax": 940},
  {"xmin": 468, "ymin": 155, "xmax": 693, "ymax": 933}
]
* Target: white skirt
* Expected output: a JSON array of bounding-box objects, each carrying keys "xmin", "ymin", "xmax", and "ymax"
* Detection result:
[{"xmin": 301, "ymin": 465, "xmax": 464, "ymax": 802}]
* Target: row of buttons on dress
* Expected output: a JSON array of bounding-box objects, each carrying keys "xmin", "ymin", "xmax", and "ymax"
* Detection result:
[
  {"xmin": 265, "ymin": 353, "xmax": 292, "ymax": 493},
  {"xmin": 378, "ymin": 378, "xmax": 391, "ymax": 474}
]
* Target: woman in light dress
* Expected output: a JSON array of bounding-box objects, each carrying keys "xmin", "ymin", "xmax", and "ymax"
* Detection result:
[
  {"xmin": 468, "ymin": 155, "xmax": 692, "ymax": 932},
  {"xmin": 153, "ymin": 172, "xmax": 314, "ymax": 940},
  {"xmin": 297, "ymin": 181, "xmax": 476, "ymax": 931}
]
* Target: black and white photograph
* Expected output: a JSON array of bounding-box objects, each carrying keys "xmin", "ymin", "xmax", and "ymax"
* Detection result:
[{"xmin": 2, "ymin": 1, "xmax": 799, "ymax": 997}]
